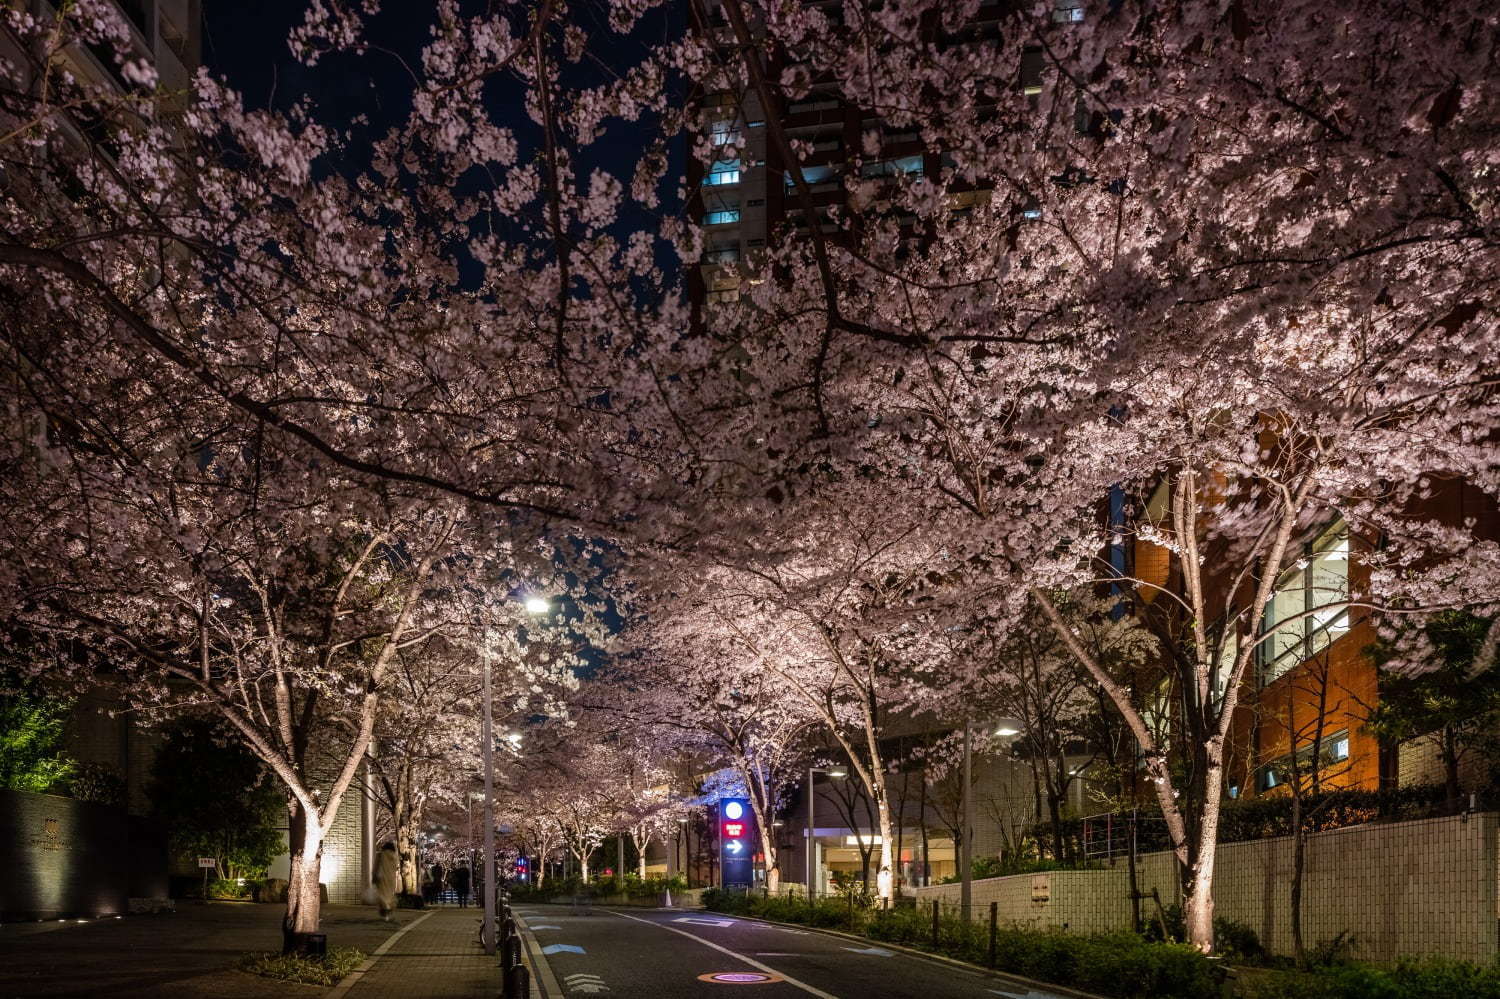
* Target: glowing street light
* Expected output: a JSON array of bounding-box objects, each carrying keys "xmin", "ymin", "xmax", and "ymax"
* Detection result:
[{"xmin": 524, "ymin": 595, "xmax": 550, "ymax": 615}]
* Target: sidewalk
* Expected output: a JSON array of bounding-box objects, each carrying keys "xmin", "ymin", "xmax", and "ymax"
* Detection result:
[{"xmin": 332, "ymin": 906, "xmax": 499, "ymax": 999}]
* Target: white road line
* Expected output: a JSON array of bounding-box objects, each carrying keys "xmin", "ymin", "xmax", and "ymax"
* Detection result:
[
  {"xmin": 326, "ymin": 910, "xmax": 434, "ymax": 999},
  {"xmin": 607, "ymin": 910, "xmax": 840, "ymax": 999},
  {"xmin": 518, "ymin": 912, "xmax": 564, "ymax": 999}
]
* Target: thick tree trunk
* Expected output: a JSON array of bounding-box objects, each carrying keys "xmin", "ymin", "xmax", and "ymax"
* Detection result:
[{"xmin": 283, "ymin": 803, "xmax": 324, "ymax": 954}]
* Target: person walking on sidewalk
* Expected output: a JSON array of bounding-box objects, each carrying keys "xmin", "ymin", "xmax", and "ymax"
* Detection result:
[
  {"xmin": 373, "ymin": 842, "xmax": 401, "ymax": 922},
  {"xmin": 451, "ymin": 862, "xmax": 471, "ymax": 908},
  {"xmin": 428, "ymin": 861, "xmax": 445, "ymax": 905}
]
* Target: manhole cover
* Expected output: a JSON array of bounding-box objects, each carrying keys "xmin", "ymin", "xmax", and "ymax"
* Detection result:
[{"xmin": 697, "ymin": 971, "xmax": 784, "ymax": 985}]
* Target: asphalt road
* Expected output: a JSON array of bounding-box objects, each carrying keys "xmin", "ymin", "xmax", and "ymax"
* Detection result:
[{"xmin": 514, "ymin": 903, "xmax": 1072, "ymax": 999}]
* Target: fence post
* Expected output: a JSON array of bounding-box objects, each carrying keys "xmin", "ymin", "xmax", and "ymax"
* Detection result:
[
  {"xmin": 931, "ymin": 899, "xmax": 940, "ymax": 950},
  {"xmin": 988, "ymin": 901, "xmax": 998, "ymax": 967}
]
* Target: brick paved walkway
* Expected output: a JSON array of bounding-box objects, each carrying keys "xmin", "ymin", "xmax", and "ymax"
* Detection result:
[{"xmin": 332, "ymin": 906, "xmax": 499, "ymax": 999}]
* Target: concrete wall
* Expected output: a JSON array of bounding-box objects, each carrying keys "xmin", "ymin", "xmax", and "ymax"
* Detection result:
[
  {"xmin": 1, "ymin": 789, "xmax": 168, "ymax": 919},
  {"xmin": 912, "ymin": 811, "xmax": 1499, "ymax": 964}
]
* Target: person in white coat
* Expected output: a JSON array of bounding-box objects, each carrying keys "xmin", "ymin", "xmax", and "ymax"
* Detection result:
[{"xmin": 373, "ymin": 842, "xmax": 401, "ymax": 922}]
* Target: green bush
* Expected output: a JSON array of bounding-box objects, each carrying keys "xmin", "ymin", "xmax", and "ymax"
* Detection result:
[
  {"xmin": 1241, "ymin": 957, "xmax": 1500, "ymax": 999},
  {"xmin": 236, "ymin": 947, "xmax": 365, "ymax": 986},
  {"xmin": 703, "ymin": 889, "xmax": 1218, "ymax": 999}
]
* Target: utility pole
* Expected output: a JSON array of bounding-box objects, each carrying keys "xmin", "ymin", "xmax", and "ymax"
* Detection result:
[
  {"xmin": 481, "ymin": 620, "xmax": 496, "ymax": 955},
  {"xmin": 960, "ymin": 716, "xmax": 973, "ymax": 922}
]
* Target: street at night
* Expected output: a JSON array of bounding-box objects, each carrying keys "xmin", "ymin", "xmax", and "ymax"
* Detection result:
[
  {"xmin": 4, "ymin": 0, "xmax": 1500, "ymax": 997},
  {"xmin": 514, "ymin": 904, "xmax": 1068, "ymax": 999}
]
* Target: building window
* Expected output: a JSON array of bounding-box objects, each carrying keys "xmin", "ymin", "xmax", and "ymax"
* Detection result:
[
  {"xmin": 704, "ymin": 246, "xmax": 740, "ymax": 264},
  {"xmin": 1053, "ymin": 0, "xmax": 1086, "ymax": 23},
  {"xmin": 1254, "ymin": 730, "xmax": 1351, "ymax": 793},
  {"xmin": 706, "ymin": 159, "xmax": 741, "ymax": 186},
  {"xmin": 1260, "ymin": 519, "xmax": 1350, "ymax": 685},
  {"xmin": 703, "ymin": 209, "xmax": 741, "ymax": 226},
  {"xmin": 860, "ymin": 155, "xmax": 924, "ymax": 178},
  {"xmin": 709, "ymin": 121, "xmax": 742, "ymax": 147},
  {"xmin": 786, "ymin": 164, "xmax": 836, "ymax": 187}
]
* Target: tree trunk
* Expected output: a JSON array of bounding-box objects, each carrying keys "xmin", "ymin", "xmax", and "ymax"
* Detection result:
[
  {"xmin": 1442, "ymin": 727, "xmax": 1461, "ymax": 810},
  {"xmin": 875, "ymin": 792, "xmax": 895, "ymax": 902},
  {"xmin": 1181, "ymin": 746, "xmax": 1227, "ymax": 954},
  {"xmin": 283, "ymin": 802, "xmax": 324, "ymax": 954},
  {"xmin": 1047, "ymin": 790, "xmax": 1065, "ymax": 866},
  {"xmin": 1290, "ymin": 792, "xmax": 1306, "ymax": 967}
]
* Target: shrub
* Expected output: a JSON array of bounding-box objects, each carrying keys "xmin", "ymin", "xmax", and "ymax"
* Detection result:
[
  {"xmin": 703, "ymin": 889, "xmax": 1219, "ymax": 999},
  {"xmin": 1139, "ymin": 902, "xmax": 1266, "ymax": 964},
  {"xmin": 236, "ymin": 947, "xmax": 365, "ymax": 986}
]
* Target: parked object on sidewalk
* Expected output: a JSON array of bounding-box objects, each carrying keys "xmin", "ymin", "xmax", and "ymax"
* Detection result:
[{"xmin": 373, "ymin": 842, "xmax": 400, "ymax": 921}]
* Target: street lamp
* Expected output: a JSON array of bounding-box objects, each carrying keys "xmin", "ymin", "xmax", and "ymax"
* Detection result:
[
  {"xmin": 806, "ymin": 765, "xmax": 846, "ymax": 899},
  {"xmin": 479, "ymin": 593, "xmax": 549, "ymax": 955},
  {"xmin": 960, "ymin": 718, "xmax": 1024, "ymax": 922}
]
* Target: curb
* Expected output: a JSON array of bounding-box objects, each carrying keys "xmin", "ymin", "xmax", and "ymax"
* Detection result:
[
  {"xmin": 513, "ymin": 910, "xmax": 563, "ymax": 999},
  {"xmin": 707, "ymin": 909, "xmax": 1110, "ymax": 999}
]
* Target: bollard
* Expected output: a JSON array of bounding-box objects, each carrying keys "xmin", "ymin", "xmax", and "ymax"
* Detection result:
[
  {"xmin": 988, "ymin": 901, "xmax": 998, "ymax": 967},
  {"xmin": 931, "ymin": 899, "xmax": 940, "ymax": 950},
  {"xmin": 501, "ymin": 933, "xmax": 523, "ymax": 971},
  {"xmin": 503, "ymin": 963, "xmax": 530, "ymax": 999},
  {"xmin": 500, "ymin": 917, "xmax": 517, "ymax": 942}
]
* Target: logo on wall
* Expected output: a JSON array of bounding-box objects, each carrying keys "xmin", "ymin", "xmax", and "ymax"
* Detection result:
[{"xmin": 33, "ymin": 815, "xmax": 68, "ymax": 851}]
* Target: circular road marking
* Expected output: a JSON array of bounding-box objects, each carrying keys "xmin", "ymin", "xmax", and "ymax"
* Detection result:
[{"xmin": 697, "ymin": 971, "xmax": 785, "ymax": 985}]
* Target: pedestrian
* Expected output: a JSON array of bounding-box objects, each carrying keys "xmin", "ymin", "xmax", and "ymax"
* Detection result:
[
  {"xmin": 451, "ymin": 861, "xmax": 471, "ymax": 908},
  {"xmin": 373, "ymin": 841, "xmax": 400, "ymax": 922},
  {"xmin": 429, "ymin": 861, "xmax": 445, "ymax": 904}
]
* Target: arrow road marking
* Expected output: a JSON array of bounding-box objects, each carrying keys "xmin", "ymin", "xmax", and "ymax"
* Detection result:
[
  {"xmin": 674, "ymin": 916, "xmax": 735, "ymax": 927},
  {"xmin": 843, "ymin": 946, "xmax": 893, "ymax": 957},
  {"xmin": 565, "ymin": 973, "xmax": 610, "ymax": 992},
  {"xmin": 542, "ymin": 944, "xmax": 586, "ymax": 955},
  {"xmin": 766, "ymin": 926, "xmax": 809, "ymax": 935},
  {"xmin": 529, "ymin": 924, "xmax": 562, "ymax": 930}
]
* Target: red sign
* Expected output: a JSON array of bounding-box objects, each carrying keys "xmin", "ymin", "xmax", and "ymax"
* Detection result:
[{"xmin": 723, "ymin": 822, "xmax": 745, "ymax": 838}]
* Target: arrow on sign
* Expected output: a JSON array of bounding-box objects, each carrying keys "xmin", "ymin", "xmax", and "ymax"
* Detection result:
[
  {"xmin": 542, "ymin": 944, "xmax": 586, "ymax": 955},
  {"xmin": 724, "ymin": 839, "xmax": 745, "ymax": 854},
  {"xmin": 843, "ymin": 946, "xmax": 894, "ymax": 957}
]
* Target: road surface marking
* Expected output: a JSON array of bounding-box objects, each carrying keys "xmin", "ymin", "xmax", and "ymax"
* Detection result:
[
  {"xmin": 766, "ymin": 925, "xmax": 809, "ymax": 935},
  {"xmin": 326, "ymin": 910, "xmax": 434, "ymax": 999},
  {"xmin": 530, "ymin": 923, "xmax": 563, "ymax": 930},
  {"xmin": 842, "ymin": 945, "xmax": 893, "ymax": 956},
  {"xmin": 608, "ymin": 910, "xmax": 839, "ymax": 999},
  {"xmin": 988, "ymin": 989, "xmax": 1062, "ymax": 998},
  {"xmin": 675, "ymin": 916, "xmax": 736, "ymax": 927},
  {"xmin": 753, "ymin": 952, "xmax": 800, "ymax": 956},
  {"xmin": 565, "ymin": 972, "xmax": 611, "ymax": 994},
  {"xmin": 698, "ymin": 971, "xmax": 784, "ymax": 984},
  {"xmin": 543, "ymin": 943, "xmax": 587, "ymax": 955}
]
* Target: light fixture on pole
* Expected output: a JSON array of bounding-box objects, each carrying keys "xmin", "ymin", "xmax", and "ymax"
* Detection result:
[
  {"xmin": 806, "ymin": 766, "xmax": 846, "ymax": 899},
  {"xmin": 960, "ymin": 718, "xmax": 1024, "ymax": 922},
  {"xmin": 479, "ymin": 592, "xmax": 550, "ymax": 956}
]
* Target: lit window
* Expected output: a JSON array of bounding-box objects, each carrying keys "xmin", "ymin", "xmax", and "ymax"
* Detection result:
[
  {"xmin": 1260, "ymin": 520, "xmax": 1350, "ymax": 685},
  {"xmin": 709, "ymin": 121, "xmax": 741, "ymax": 147},
  {"xmin": 860, "ymin": 155, "xmax": 924, "ymax": 178},
  {"xmin": 706, "ymin": 159, "xmax": 741, "ymax": 186},
  {"xmin": 1254, "ymin": 729, "xmax": 1351, "ymax": 793},
  {"xmin": 703, "ymin": 209, "xmax": 741, "ymax": 225},
  {"xmin": 1053, "ymin": 0, "xmax": 1086, "ymax": 23},
  {"xmin": 786, "ymin": 164, "xmax": 836, "ymax": 186}
]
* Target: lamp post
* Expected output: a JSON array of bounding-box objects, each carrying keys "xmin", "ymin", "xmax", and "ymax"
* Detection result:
[
  {"xmin": 960, "ymin": 718, "xmax": 1022, "ymax": 922},
  {"xmin": 479, "ymin": 594, "xmax": 548, "ymax": 956},
  {"xmin": 805, "ymin": 765, "xmax": 846, "ymax": 899}
]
